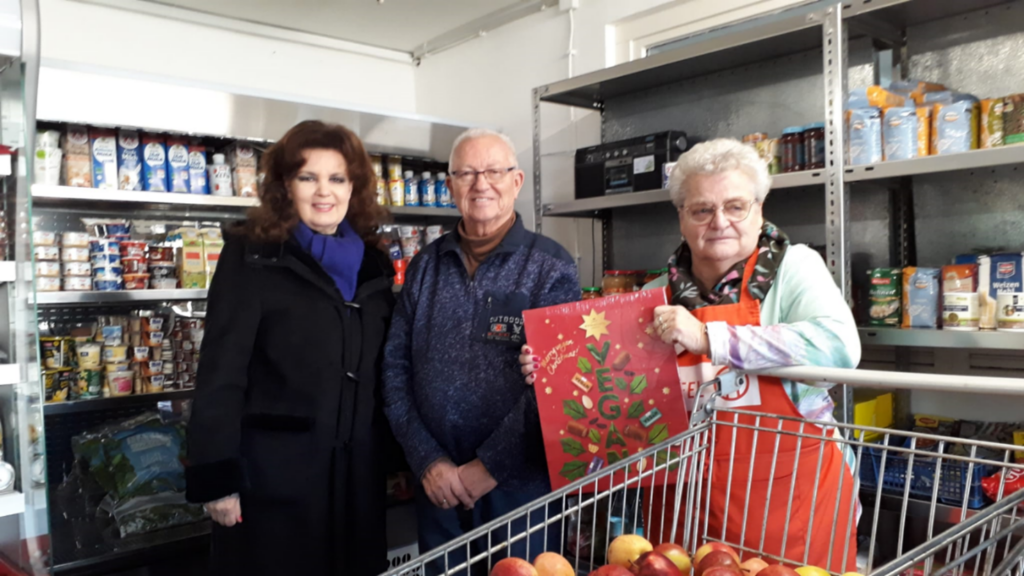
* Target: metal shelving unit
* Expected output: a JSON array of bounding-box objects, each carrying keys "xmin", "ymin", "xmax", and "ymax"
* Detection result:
[
  {"xmin": 389, "ymin": 205, "xmax": 461, "ymax": 218},
  {"xmin": 43, "ymin": 389, "xmax": 194, "ymax": 416},
  {"xmin": 33, "ymin": 289, "xmax": 208, "ymax": 306},
  {"xmin": 859, "ymin": 327, "xmax": 1024, "ymax": 350},
  {"xmin": 31, "ymin": 185, "xmax": 259, "ymax": 210}
]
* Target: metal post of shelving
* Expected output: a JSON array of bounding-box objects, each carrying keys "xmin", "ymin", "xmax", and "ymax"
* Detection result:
[{"xmin": 532, "ymin": 87, "xmax": 544, "ymax": 234}]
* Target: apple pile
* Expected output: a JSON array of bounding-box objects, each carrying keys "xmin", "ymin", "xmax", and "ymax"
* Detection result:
[{"xmin": 488, "ymin": 536, "xmax": 866, "ymax": 576}]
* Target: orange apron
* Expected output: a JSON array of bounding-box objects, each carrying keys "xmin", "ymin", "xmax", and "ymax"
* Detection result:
[{"xmin": 645, "ymin": 251, "xmax": 857, "ymax": 572}]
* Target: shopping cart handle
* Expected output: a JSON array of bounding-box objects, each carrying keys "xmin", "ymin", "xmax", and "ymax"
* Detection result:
[{"xmin": 747, "ymin": 365, "xmax": 1024, "ymax": 395}]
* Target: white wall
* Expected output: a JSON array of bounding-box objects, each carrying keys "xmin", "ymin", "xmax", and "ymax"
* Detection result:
[
  {"xmin": 39, "ymin": 0, "xmax": 418, "ymax": 114},
  {"xmin": 413, "ymin": 0, "xmax": 807, "ymax": 281}
]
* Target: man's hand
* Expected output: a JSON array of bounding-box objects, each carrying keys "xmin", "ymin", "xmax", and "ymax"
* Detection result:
[
  {"xmin": 206, "ymin": 495, "xmax": 242, "ymax": 527},
  {"xmin": 458, "ymin": 459, "xmax": 498, "ymax": 503},
  {"xmin": 422, "ymin": 458, "xmax": 475, "ymax": 510}
]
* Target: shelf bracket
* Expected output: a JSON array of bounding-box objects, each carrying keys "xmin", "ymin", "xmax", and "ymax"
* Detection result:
[{"xmin": 532, "ymin": 87, "xmax": 545, "ymax": 234}]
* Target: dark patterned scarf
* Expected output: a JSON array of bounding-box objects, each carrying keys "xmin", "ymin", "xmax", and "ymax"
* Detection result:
[{"xmin": 667, "ymin": 222, "xmax": 789, "ymax": 309}]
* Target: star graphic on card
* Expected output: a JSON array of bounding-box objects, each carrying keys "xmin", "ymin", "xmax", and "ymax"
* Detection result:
[{"xmin": 580, "ymin": 309, "xmax": 611, "ymax": 341}]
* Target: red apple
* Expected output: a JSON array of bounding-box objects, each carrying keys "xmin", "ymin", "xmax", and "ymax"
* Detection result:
[
  {"xmin": 608, "ymin": 535, "xmax": 654, "ymax": 569},
  {"xmin": 757, "ymin": 565, "xmax": 800, "ymax": 576},
  {"xmin": 739, "ymin": 558, "xmax": 769, "ymax": 576},
  {"xmin": 653, "ymin": 544, "xmax": 692, "ymax": 576},
  {"xmin": 590, "ymin": 566, "xmax": 636, "ymax": 576},
  {"xmin": 534, "ymin": 553, "xmax": 574, "ymax": 576},
  {"xmin": 703, "ymin": 567, "xmax": 743, "ymax": 576},
  {"xmin": 693, "ymin": 544, "xmax": 740, "ymax": 568},
  {"xmin": 492, "ymin": 558, "xmax": 539, "ymax": 576},
  {"xmin": 695, "ymin": 551, "xmax": 739, "ymax": 576},
  {"xmin": 632, "ymin": 552, "xmax": 683, "ymax": 576}
]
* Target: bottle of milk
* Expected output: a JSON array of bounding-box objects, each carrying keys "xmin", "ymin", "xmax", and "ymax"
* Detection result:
[
  {"xmin": 403, "ymin": 170, "xmax": 420, "ymax": 207},
  {"xmin": 436, "ymin": 172, "xmax": 451, "ymax": 207},
  {"xmin": 208, "ymin": 153, "xmax": 233, "ymax": 197}
]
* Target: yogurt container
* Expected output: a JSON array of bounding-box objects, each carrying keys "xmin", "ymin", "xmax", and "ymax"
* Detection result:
[
  {"xmin": 62, "ymin": 247, "xmax": 90, "ymax": 263},
  {"xmin": 90, "ymin": 239, "xmax": 120, "ymax": 255},
  {"xmin": 37, "ymin": 277, "xmax": 61, "ymax": 292},
  {"xmin": 62, "ymin": 262, "xmax": 92, "ymax": 277},
  {"xmin": 91, "ymin": 253, "xmax": 122, "ymax": 267},
  {"xmin": 35, "ymin": 261, "xmax": 61, "ymax": 277},
  {"xmin": 33, "ymin": 231, "xmax": 56, "ymax": 246},
  {"xmin": 62, "ymin": 277, "xmax": 93, "ymax": 291},
  {"xmin": 93, "ymin": 266, "xmax": 124, "ymax": 280},
  {"xmin": 997, "ymin": 293, "xmax": 1024, "ymax": 331},
  {"xmin": 61, "ymin": 232, "xmax": 91, "ymax": 248},
  {"xmin": 94, "ymin": 279, "xmax": 123, "ymax": 292},
  {"xmin": 34, "ymin": 246, "xmax": 59, "ymax": 261}
]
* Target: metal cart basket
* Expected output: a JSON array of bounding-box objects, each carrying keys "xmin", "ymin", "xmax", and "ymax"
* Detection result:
[{"xmin": 382, "ymin": 367, "xmax": 1024, "ymax": 576}]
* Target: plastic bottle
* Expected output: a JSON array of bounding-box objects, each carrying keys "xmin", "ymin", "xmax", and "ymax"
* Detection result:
[
  {"xmin": 208, "ymin": 153, "xmax": 233, "ymax": 197},
  {"xmin": 403, "ymin": 170, "xmax": 420, "ymax": 207},
  {"xmin": 436, "ymin": 172, "xmax": 451, "ymax": 207},
  {"xmin": 420, "ymin": 171, "xmax": 436, "ymax": 207}
]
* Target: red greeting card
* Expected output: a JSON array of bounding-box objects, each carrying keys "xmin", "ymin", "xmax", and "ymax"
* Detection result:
[{"xmin": 524, "ymin": 289, "xmax": 689, "ymax": 491}]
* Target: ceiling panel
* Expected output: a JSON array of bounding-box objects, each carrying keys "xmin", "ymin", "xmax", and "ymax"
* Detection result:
[{"xmin": 146, "ymin": 0, "xmax": 526, "ymax": 53}]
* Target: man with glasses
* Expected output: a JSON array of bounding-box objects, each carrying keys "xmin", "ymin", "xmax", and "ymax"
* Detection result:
[{"xmin": 383, "ymin": 128, "xmax": 579, "ymax": 575}]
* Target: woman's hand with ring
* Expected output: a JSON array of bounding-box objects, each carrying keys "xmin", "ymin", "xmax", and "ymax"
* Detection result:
[{"xmin": 653, "ymin": 305, "xmax": 710, "ymax": 355}]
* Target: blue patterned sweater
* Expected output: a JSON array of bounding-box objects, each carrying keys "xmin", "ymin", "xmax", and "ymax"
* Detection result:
[{"xmin": 382, "ymin": 216, "xmax": 579, "ymax": 493}]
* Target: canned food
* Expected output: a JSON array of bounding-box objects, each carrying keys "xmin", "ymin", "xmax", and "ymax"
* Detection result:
[
  {"xmin": 102, "ymin": 345, "xmax": 128, "ymax": 363},
  {"xmin": 151, "ymin": 278, "xmax": 178, "ymax": 290},
  {"xmin": 148, "ymin": 247, "xmax": 174, "ymax": 262},
  {"xmin": 124, "ymin": 273, "xmax": 150, "ymax": 290},
  {"xmin": 35, "ymin": 261, "xmax": 61, "ymax": 277},
  {"xmin": 91, "ymin": 253, "xmax": 121, "ymax": 267},
  {"xmin": 61, "ymin": 232, "xmax": 91, "ymax": 248},
  {"xmin": 89, "ymin": 239, "xmax": 120, "ymax": 254},
  {"xmin": 34, "ymin": 246, "xmax": 60, "ymax": 261},
  {"xmin": 62, "ymin": 247, "xmax": 91, "ymax": 263},
  {"xmin": 37, "ymin": 277, "xmax": 61, "ymax": 292},
  {"xmin": 62, "ymin": 262, "xmax": 92, "ymax": 277},
  {"xmin": 33, "ymin": 231, "xmax": 57, "ymax": 246},
  {"xmin": 62, "ymin": 276, "xmax": 93, "ymax": 292},
  {"xmin": 120, "ymin": 241, "xmax": 148, "ymax": 258},
  {"xmin": 77, "ymin": 342, "xmax": 102, "ymax": 369},
  {"xmin": 94, "ymin": 279, "xmax": 123, "ymax": 292}
]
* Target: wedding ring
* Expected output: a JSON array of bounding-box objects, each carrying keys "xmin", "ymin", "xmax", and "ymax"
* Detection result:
[{"xmin": 443, "ymin": 498, "xmax": 449, "ymax": 507}]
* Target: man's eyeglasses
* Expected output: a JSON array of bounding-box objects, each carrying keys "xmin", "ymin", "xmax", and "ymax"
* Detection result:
[
  {"xmin": 680, "ymin": 199, "xmax": 757, "ymax": 225},
  {"xmin": 450, "ymin": 167, "xmax": 517, "ymax": 186}
]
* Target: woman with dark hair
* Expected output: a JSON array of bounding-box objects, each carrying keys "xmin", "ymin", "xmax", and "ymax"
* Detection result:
[{"xmin": 185, "ymin": 120, "xmax": 395, "ymax": 575}]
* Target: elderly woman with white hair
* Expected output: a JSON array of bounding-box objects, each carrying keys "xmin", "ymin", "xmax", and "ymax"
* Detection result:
[
  {"xmin": 644, "ymin": 138, "xmax": 861, "ymax": 570},
  {"xmin": 520, "ymin": 138, "xmax": 861, "ymax": 571}
]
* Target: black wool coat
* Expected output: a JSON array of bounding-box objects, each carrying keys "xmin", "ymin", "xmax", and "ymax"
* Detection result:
[{"xmin": 185, "ymin": 230, "xmax": 397, "ymax": 576}]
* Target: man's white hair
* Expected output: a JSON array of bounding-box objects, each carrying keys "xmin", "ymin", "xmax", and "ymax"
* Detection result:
[
  {"xmin": 668, "ymin": 138, "xmax": 771, "ymax": 207},
  {"xmin": 449, "ymin": 128, "xmax": 518, "ymax": 171}
]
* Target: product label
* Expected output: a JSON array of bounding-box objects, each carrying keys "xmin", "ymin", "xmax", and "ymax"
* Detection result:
[
  {"xmin": 92, "ymin": 135, "xmax": 117, "ymax": 190},
  {"xmin": 116, "ymin": 131, "xmax": 142, "ymax": 191},
  {"xmin": 142, "ymin": 140, "xmax": 168, "ymax": 192},
  {"xmin": 167, "ymin": 143, "xmax": 190, "ymax": 192}
]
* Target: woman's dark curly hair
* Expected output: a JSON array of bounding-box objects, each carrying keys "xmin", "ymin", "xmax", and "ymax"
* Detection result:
[{"xmin": 242, "ymin": 120, "xmax": 386, "ymax": 243}]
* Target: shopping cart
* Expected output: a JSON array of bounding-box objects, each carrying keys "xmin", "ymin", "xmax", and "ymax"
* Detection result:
[{"xmin": 382, "ymin": 367, "xmax": 1024, "ymax": 576}]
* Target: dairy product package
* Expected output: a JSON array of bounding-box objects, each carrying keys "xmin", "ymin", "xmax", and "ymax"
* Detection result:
[
  {"xmin": 933, "ymin": 99, "xmax": 979, "ymax": 155},
  {"xmin": 166, "ymin": 137, "xmax": 190, "ymax": 193},
  {"xmin": 208, "ymin": 153, "xmax": 232, "ymax": 196},
  {"xmin": 89, "ymin": 129, "xmax": 118, "ymax": 190},
  {"xmin": 201, "ymin": 228, "xmax": 224, "ymax": 282},
  {"xmin": 63, "ymin": 155, "xmax": 91, "ymax": 187},
  {"xmin": 116, "ymin": 130, "xmax": 142, "ymax": 191},
  {"xmin": 62, "ymin": 124, "xmax": 90, "ymax": 155},
  {"xmin": 233, "ymin": 167, "xmax": 257, "ymax": 198},
  {"xmin": 849, "ymin": 107, "xmax": 882, "ymax": 166},
  {"xmin": 883, "ymin": 107, "xmax": 918, "ymax": 161},
  {"xmin": 36, "ymin": 130, "xmax": 62, "ymax": 186},
  {"xmin": 141, "ymin": 134, "xmax": 168, "ymax": 192},
  {"xmin": 902, "ymin": 267, "xmax": 941, "ymax": 329},
  {"xmin": 225, "ymin": 143, "xmax": 257, "ymax": 168},
  {"xmin": 980, "ymin": 98, "xmax": 1005, "ymax": 149},
  {"xmin": 188, "ymin": 146, "xmax": 209, "ymax": 194}
]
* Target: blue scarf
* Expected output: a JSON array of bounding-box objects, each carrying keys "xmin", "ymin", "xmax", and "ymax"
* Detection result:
[{"xmin": 292, "ymin": 220, "xmax": 365, "ymax": 301}]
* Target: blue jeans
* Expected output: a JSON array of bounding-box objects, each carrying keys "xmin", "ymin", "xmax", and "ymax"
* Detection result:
[{"xmin": 416, "ymin": 486, "xmax": 562, "ymax": 576}]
